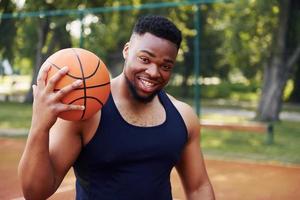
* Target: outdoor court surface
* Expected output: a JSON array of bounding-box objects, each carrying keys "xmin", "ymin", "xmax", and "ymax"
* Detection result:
[{"xmin": 1, "ymin": 137, "xmax": 300, "ymax": 200}]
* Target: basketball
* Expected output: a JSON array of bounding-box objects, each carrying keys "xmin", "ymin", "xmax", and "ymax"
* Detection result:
[{"xmin": 40, "ymin": 48, "xmax": 110, "ymax": 121}]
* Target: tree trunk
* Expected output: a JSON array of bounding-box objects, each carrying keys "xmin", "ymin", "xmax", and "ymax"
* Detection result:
[
  {"xmin": 44, "ymin": 21, "xmax": 72, "ymax": 59},
  {"xmin": 286, "ymin": 0, "xmax": 300, "ymax": 103},
  {"xmin": 256, "ymin": 58, "xmax": 288, "ymax": 121},
  {"xmin": 288, "ymin": 64, "xmax": 300, "ymax": 103},
  {"xmin": 256, "ymin": 0, "xmax": 290, "ymax": 121},
  {"xmin": 24, "ymin": 18, "xmax": 50, "ymax": 103},
  {"xmin": 256, "ymin": 0, "xmax": 300, "ymax": 121}
]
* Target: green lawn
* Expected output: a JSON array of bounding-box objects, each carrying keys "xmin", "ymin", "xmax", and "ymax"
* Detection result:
[
  {"xmin": 0, "ymin": 101, "xmax": 300, "ymax": 165},
  {"xmin": 201, "ymin": 120, "xmax": 300, "ymax": 164},
  {"xmin": 0, "ymin": 101, "xmax": 32, "ymax": 129}
]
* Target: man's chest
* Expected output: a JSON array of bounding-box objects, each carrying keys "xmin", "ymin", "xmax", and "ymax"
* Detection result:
[{"xmin": 116, "ymin": 101, "xmax": 166, "ymax": 127}]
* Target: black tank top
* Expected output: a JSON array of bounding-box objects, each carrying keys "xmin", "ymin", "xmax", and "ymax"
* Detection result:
[{"xmin": 73, "ymin": 90, "xmax": 188, "ymax": 200}]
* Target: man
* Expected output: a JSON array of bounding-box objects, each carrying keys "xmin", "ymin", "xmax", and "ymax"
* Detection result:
[{"xmin": 18, "ymin": 15, "xmax": 215, "ymax": 200}]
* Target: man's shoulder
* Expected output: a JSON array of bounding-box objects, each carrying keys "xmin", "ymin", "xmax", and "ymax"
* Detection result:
[
  {"xmin": 165, "ymin": 93, "xmax": 200, "ymax": 140},
  {"xmin": 165, "ymin": 93, "xmax": 193, "ymax": 113}
]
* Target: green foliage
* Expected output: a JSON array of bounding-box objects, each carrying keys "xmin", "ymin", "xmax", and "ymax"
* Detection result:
[
  {"xmin": 2, "ymin": 1, "xmax": 278, "ymax": 79},
  {"xmin": 2, "ymin": 0, "xmax": 300, "ymax": 107},
  {"xmin": 208, "ymin": 0, "xmax": 279, "ymax": 79},
  {"xmin": 0, "ymin": 0, "xmax": 17, "ymax": 61},
  {"xmin": 84, "ymin": 1, "xmax": 139, "ymax": 75},
  {"xmin": 166, "ymin": 80, "xmax": 260, "ymax": 101},
  {"xmin": 201, "ymin": 82, "xmax": 231, "ymax": 98}
]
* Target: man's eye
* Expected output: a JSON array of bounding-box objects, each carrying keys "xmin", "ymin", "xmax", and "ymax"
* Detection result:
[
  {"xmin": 161, "ymin": 65, "xmax": 172, "ymax": 71},
  {"xmin": 139, "ymin": 57, "xmax": 149, "ymax": 63}
]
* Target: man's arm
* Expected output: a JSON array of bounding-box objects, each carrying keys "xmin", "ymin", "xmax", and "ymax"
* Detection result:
[
  {"xmin": 19, "ymin": 119, "xmax": 84, "ymax": 199},
  {"xmin": 173, "ymin": 100, "xmax": 215, "ymax": 200},
  {"xmin": 18, "ymin": 65, "xmax": 85, "ymax": 199}
]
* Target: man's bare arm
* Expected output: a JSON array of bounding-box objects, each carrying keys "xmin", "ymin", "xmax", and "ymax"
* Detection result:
[
  {"xmin": 172, "ymin": 97, "xmax": 215, "ymax": 200},
  {"xmin": 18, "ymin": 65, "xmax": 85, "ymax": 199}
]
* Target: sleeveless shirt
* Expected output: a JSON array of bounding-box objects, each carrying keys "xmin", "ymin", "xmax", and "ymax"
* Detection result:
[{"xmin": 73, "ymin": 90, "xmax": 188, "ymax": 200}]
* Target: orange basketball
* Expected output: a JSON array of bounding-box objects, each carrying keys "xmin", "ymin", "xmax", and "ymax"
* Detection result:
[{"xmin": 41, "ymin": 48, "xmax": 110, "ymax": 121}]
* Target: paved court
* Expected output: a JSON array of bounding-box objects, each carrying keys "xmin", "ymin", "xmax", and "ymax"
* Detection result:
[{"xmin": 1, "ymin": 137, "xmax": 300, "ymax": 200}]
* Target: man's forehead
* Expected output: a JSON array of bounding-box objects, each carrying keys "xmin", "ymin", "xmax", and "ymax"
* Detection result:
[{"xmin": 129, "ymin": 33, "xmax": 178, "ymax": 49}]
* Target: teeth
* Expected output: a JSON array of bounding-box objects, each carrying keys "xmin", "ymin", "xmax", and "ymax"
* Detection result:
[{"xmin": 141, "ymin": 79, "xmax": 154, "ymax": 87}]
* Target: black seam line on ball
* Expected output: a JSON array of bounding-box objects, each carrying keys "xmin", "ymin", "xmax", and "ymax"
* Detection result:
[
  {"xmin": 53, "ymin": 82, "xmax": 110, "ymax": 92},
  {"xmin": 48, "ymin": 61, "xmax": 82, "ymax": 80},
  {"xmin": 48, "ymin": 59, "xmax": 100, "ymax": 80},
  {"xmin": 72, "ymin": 48, "xmax": 87, "ymax": 120},
  {"xmin": 68, "ymin": 96, "xmax": 104, "ymax": 107}
]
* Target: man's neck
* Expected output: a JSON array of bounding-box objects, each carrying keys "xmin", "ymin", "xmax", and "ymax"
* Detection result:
[{"xmin": 110, "ymin": 75, "xmax": 165, "ymax": 127}]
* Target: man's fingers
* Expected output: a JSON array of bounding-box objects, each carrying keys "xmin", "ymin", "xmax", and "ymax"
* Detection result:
[
  {"xmin": 36, "ymin": 64, "xmax": 51, "ymax": 88},
  {"xmin": 56, "ymin": 103, "xmax": 85, "ymax": 113},
  {"xmin": 68, "ymin": 104, "xmax": 85, "ymax": 111},
  {"xmin": 46, "ymin": 66, "xmax": 69, "ymax": 92},
  {"xmin": 54, "ymin": 79, "xmax": 83, "ymax": 100},
  {"xmin": 32, "ymin": 84, "xmax": 37, "ymax": 97}
]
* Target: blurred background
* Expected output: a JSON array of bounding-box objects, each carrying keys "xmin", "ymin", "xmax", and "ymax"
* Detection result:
[{"xmin": 0, "ymin": 0, "xmax": 300, "ymax": 199}]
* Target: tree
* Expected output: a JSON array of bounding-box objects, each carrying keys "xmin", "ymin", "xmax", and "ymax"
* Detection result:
[
  {"xmin": 287, "ymin": 0, "xmax": 300, "ymax": 103},
  {"xmin": 0, "ymin": 0, "xmax": 17, "ymax": 61},
  {"xmin": 256, "ymin": 0, "xmax": 300, "ymax": 121},
  {"xmin": 208, "ymin": 0, "xmax": 278, "ymax": 81},
  {"xmin": 288, "ymin": 64, "xmax": 300, "ymax": 103},
  {"xmin": 23, "ymin": 0, "xmax": 82, "ymax": 102}
]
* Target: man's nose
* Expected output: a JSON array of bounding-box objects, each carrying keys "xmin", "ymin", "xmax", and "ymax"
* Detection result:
[{"xmin": 145, "ymin": 64, "xmax": 160, "ymax": 78}]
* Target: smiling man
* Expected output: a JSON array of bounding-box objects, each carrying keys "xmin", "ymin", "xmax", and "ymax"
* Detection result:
[
  {"xmin": 18, "ymin": 15, "xmax": 215, "ymax": 200},
  {"xmin": 123, "ymin": 32, "xmax": 177, "ymax": 103}
]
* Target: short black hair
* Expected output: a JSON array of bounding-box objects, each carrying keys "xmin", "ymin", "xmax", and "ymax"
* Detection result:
[{"xmin": 132, "ymin": 15, "xmax": 182, "ymax": 49}]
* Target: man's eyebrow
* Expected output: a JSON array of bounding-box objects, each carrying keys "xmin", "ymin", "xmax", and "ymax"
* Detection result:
[
  {"xmin": 140, "ymin": 50, "xmax": 155, "ymax": 57},
  {"xmin": 140, "ymin": 50, "xmax": 174, "ymax": 64}
]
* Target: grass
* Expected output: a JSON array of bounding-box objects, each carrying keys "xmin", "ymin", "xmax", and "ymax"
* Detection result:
[
  {"xmin": 201, "ymin": 120, "xmax": 300, "ymax": 165},
  {"xmin": 0, "ymin": 101, "xmax": 32, "ymax": 129},
  {"xmin": 0, "ymin": 100, "xmax": 300, "ymax": 165},
  {"xmin": 182, "ymin": 98, "xmax": 300, "ymax": 113}
]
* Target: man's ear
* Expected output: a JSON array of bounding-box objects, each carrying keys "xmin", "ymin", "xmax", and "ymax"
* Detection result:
[{"xmin": 122, "ymin": 42, "xmax": 129, "ymax": 59}]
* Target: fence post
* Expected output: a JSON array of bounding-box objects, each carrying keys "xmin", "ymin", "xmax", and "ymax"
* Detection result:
[
  {"xmin": 265, "ymin": 123, "xmax": 274, "ymax": 145},
  {"xmin": 79, "ymin": 11, "xmax": 84, "ymax": 48},
  {"xmin": 193, "ymin": 4, "xmax": 201, "ymax": 116}
]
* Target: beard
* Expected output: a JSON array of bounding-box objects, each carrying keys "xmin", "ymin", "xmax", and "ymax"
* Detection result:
[{"xmin": 124, "ymin": 73, "xmax": 159, "ymax": 103}]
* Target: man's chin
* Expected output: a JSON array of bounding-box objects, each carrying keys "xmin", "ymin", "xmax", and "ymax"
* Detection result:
[
  {"xmin": 133, "ymin": 91, "xmax": 158, "ymax": 103},
  {"xmin": 125, "ymin": 74, "xmax": 159, "ymax": 103}
]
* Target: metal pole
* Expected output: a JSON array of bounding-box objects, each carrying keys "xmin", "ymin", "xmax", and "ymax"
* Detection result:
[
  {"xmin": 266, "ymin": 123, "xmax": 274, "ymax": 145},
  {"xmin": 194, "ymin": 5, "xmax": 201, "ymax": 116},
  {"xmin": 79, "ymin": 12, "xmax": 84, "ymax": 48},
  {"xmin": 0, "ymin": 0, "xmax": 227, "ymax": 19}
]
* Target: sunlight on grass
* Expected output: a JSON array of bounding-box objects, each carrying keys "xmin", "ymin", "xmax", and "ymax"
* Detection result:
[
  {"xmin": 230, "ymin": 92, "xmax": 258, "ymax": 101},
  {"xmin": 249, "ymin": 138, "xmax": 260, "ymax": 146},
  {"xmin": 0, "ymin": 122, "xmax": 12, "ymax": 129},
  {"xmin": 206, "ymin": 139, "xmax": 222, "ymax": 147},
  {"xmin": 0, "ymin": 75, "xmax": 31, "ymax": 92},
  {"xmin": 202, "ymin": 113, "xmax": 249, "ymax": 123},
  {"xmin": 201, "ymin": 121, "xmax": 300, "ymax": 164}
]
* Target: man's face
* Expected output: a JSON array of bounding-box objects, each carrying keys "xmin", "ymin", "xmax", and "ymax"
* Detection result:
[{"xmin": 122, "ymin": 32, "xmax": 178, "ymax": 103}]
